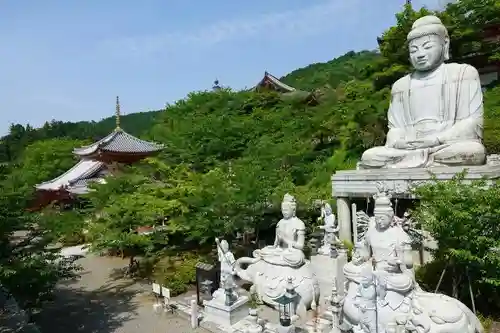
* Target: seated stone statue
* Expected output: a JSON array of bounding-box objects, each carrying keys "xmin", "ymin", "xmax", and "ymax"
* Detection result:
[
  {"xmin": 234, "ymin": 193, "xmax": 320, "ymax": 319},
  {"xmin": 253, "ymin": 193, "xmax": 306, "ymax": 267},
  {"xmin": 359, "ymin": 15, "xmax": 486, "ymax": 169}
]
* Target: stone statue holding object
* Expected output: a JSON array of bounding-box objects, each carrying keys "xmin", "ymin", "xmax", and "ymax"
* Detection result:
[
  {"xmin": 359, "ymin": 15, "xmax": 486, "ymax": 169},
  {"xmin": 234, "ymin": 193, "xmax": 320, "ymax": 320},
  {"xmin": 212, "ymin": 238, "xmax": 238, "ymax": 302},
  {"xmin": 216, "ymin": 238, "xmax": 236, "ymax": 288},
  {"xmin": 339, "ymin": 184, "xmax": 484, "ymax": 333},
  {"xmin": 317, "ymin": 202, "xmax": 339, "ymax": 255}
]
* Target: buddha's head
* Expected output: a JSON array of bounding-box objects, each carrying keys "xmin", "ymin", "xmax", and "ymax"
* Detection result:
[
  {"xmin": 407, "ymin": 15, "xmax": 450, "ymax": 72},
  {"xmin": 373, "ymin": 191, "xmax": 394, "ymax": 230},
  {"xmin": 281, "ymin": 193, "xmax": 297, "ymax": 219}
]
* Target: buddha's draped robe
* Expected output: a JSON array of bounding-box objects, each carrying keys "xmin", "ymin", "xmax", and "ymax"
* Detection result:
[{"xmin": 360, "ymin": 63, "xmax": 486, "ymax": 169}]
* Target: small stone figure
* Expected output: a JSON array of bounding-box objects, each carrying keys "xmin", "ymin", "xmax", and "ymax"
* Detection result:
[
  {"xmin": 318, "ymin": 202, "xmax": 339, "ymax": 256},
  {"xmin": 355, "ymin": 267, "xmax": 378, "ymax": 333},
  {"xmin": 213, "ymin": 238, "xmax": 238, "ymax": 302},
  {"xmin": 216, "ymin": 237, "xmax": 236, "ymax": 289}
]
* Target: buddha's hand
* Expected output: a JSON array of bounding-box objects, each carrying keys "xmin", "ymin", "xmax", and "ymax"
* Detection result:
[
  {"xmin": 393, "ymin": 140, "xmax": 416, "ymax": 150},
  {"xmin": 386, "ymin": 258, "xmax": 402, "ymax": 270},
  {"xmin": 407, "ymin": 137, "xmax": 440, "ymax": 149}
]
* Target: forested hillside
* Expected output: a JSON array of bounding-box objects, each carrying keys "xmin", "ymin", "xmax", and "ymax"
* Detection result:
[{"xmin": 1, "ymin": 0, "xmax": 500, "ymax": 312}]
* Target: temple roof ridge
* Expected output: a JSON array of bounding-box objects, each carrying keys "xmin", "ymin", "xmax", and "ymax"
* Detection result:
[
  {"xmin": 73, "ymin": 127, "xmax": 164, "ymax": 157},
  {"xmin": 253, "ymin": 71, "xmax": 297, "ymax": 93},
  {"xmin": 35, "ymin": 159, "xmax": 105, "ymax": 191}
]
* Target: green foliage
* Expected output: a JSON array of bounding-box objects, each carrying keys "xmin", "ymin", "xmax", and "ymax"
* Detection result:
[
  {"xmin": 484, "ymin": 86, "xmax": 500, "ymax": 154},
  {"xmin": 0, "ymin": 138, "xmax": 86, "ymax": 309},
  {"xmin": 151, "ymin": 253, "xmax": 202, "ymax": 297},
  {"xmin": 413, "ymin": 173, "xmax": 500, "ymax": 314},
  {"xmin": 281, "ymin": 51, "xmax": 381, "ymax": 91}
]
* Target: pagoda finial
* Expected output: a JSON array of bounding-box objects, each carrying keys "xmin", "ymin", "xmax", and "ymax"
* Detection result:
[{"xmin": 115, "ymin": 96, "xmax": 121, "ymax": 130}]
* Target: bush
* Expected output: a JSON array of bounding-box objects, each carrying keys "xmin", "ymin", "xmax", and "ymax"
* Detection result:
[
  {"xmin": 152, "ymin": 252, "xmax": 206, "ymax": 297},
  {"xmin": 413, "ymin": 173, "xmax": 500, "ymax": 315}
]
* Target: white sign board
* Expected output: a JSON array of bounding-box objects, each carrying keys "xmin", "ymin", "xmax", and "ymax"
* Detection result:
[
  {"xmin": 152, "ymin": 283, "xmax": 161, "ymax": 295},
  {"xmin": 161, "ymin": 286, "xmax": 170, "ymax": 299}
]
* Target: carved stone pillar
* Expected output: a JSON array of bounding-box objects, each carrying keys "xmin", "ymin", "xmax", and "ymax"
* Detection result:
[{"xmin": 337, "ymin": 197, "xmax": 351, "ymax": 242}]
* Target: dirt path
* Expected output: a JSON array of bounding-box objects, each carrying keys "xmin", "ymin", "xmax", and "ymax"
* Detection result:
[{"xmin": 33, "ymin": 254, "xmax": 209, "ymax": 333}]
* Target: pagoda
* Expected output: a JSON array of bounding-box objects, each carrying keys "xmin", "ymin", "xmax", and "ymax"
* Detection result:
[
  {"xmin": 33, "ymin": 97, "xmax": 164, "ymax": 209},
  {"xmin": 253, "ymin": 71, "xmax": 318, "ymax": 105}
]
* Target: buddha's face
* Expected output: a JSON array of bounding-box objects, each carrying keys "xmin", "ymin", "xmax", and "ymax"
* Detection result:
[
  {"xmin": 374, "ymin": 210, "xmax": 392, "ymax": 230},
  {"xmin": 281, "ymin": 202, "xmax": 295, "ymax": 219},
  {"xmin": 409, "ymin": 34, "xmax": 445, "ymax": 72}
]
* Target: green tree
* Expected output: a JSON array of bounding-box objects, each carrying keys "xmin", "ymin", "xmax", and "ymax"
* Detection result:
[{"xmin": 413, "ymin": 173, "xmax": 500, "ymax": 314}]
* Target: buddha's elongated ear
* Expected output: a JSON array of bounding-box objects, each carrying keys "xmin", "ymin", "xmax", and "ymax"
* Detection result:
[{"xmin": 443, "ymin": 36, "xmax": 450, "ymax": 61}]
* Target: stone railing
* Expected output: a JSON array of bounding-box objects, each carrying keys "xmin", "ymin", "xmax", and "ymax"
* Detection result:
[{"xmin": 0, "ymin": 286, "xmax": 41, "ymax": 333}]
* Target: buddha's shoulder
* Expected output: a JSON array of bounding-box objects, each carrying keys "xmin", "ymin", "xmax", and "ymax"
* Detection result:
[
  {"xmin": 444, "ymin": 63, "xmax": 480, "ymax": 80},
  {"xmin": 391, "ymin": 74, "xmax": 413, "ymax": 93},
  {"xmin": 291, "ymin": 217, "xmax": 306, "ymax": 229}
]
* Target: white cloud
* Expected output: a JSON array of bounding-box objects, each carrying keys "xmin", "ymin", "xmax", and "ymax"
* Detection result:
[{"xmin": 100, "ymin": 0, "xmax": 360, "ymax": 58}]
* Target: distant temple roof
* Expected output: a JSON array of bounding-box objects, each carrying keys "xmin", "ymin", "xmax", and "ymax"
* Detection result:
[
  {"xmin": 73, "ymin": 96, "xmax": 164, "ymax": 159},
  {"xmin": 73, "ymin": 128, "xmax": 164, "ymax": 158},
  {"xmin": 253, "ymin": 71, "xmax": 319, "ymax": 105},
  {"xmin": 35, "ymin": 159, "xmax": 106, "ymax": 192},
  {"xmin": 253, "ymin": 72, "xmax": 297, "ymax": 93}
]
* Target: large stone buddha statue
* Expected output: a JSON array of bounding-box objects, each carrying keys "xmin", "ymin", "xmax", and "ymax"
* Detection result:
[{"xmin": 359, "ymin": 15, "xmax": 486, "ymax": 169}]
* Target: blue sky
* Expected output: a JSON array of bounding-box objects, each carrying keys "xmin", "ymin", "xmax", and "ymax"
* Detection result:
[{"xmin": 0, "ymin": 0, "xmax": 445, "ymax": 135}]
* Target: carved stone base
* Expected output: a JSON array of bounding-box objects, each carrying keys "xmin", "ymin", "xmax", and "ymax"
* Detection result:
[
  {"xmin": 203, "ymin": 295, "xmax": 249, "ymax": 328},
  {"xmin": 331, "ymin": 164, "xmax": 500, "ymax": 242},
  {"xmin": 332, "ymin": 164, "xmax": 500, "ymax": 199}
]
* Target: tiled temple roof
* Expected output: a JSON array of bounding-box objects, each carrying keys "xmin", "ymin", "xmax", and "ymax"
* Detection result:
[
  {"xmin": 73, "ymin": 129, "xmax": 164, "ymax": 157},
  {"xmin": 253, "ymin": 72, "xmax": 297, "ymax": 93},
  {"xmin": 35, "ymin": 159, "xmax": 106, "ymax": 192}
]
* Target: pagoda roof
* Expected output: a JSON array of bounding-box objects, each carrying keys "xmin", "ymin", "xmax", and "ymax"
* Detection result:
[
  {"xmin": 35, "ymin": 159, "xmax": 106, "ymax": 192},
  {"xmin": 73, "ymin": 128, "xmax": 164, "ymax": 158},
  {"xmin": 254, "ymin": 72, "xmax": 297, "ymax": 93}
]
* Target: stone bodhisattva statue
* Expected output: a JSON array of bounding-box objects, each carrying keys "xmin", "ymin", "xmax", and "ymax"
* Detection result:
[
  {"xmin": 318, "ymin": 202, "xmax": 339, "ymax": 255},
  {"xmin": 234, "ymin": 194, "xmax": 320, "ymax": 319},
  {"xmin": 212, "ymin": 238, "xmax": 238, "ymax": 302},
  {"xmin": 359, "ymin": 15, "xmax": 486, "ymax": 169},
  {"xmin": 340, "ymin": 187, "xmax": 483, "ymax": 333}
]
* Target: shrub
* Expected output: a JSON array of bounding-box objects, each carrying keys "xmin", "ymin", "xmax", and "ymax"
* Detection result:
[{"xmin": 152, "ymin": 252, "xmax": 206, "ymax": 297}]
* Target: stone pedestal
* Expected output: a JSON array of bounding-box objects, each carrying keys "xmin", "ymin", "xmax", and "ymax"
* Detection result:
[
  {"xmin": 310, "ymin": 254, "xmax": 337, "ymax": 310},
  {"xmin": 203, "ymin": 295, "xmax": 249, "ymax": 328},
  {"xmin": 331, "ymin": 164, "xmax": 500, "ymax": 242}
]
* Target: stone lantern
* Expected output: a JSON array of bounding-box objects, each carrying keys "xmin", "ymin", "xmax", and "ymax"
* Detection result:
[{"xmin": 274, "ymin": 277, "xmax": 298, "ymax": 327}]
